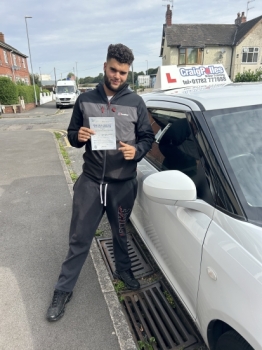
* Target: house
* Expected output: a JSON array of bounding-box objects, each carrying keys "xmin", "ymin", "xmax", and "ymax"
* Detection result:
[
  {"xmin": 160, "ymin": 5, "xmax": 262, "ymax": 79},
  {"xmin": 0, "ymin": 32, "xmax": 30, "ymax": 84}
]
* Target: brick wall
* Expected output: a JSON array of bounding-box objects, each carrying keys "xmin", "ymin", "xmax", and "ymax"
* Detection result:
[{"xmin": 2, "ymin": 103, "xmax": 36, "ymax": 114}]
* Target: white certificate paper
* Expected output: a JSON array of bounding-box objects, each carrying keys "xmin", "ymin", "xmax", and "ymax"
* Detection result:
[{"xmin": 89, "ymin": 117, "xmax": 116, "ymax": 151}]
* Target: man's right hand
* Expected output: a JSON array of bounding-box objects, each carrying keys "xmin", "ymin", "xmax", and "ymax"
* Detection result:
[{"xmin": 78, "ymin": 127, "xmax": 95, "ymax": 142}]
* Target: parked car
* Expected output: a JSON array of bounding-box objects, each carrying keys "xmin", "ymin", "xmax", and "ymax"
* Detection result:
[
  {"xmin": 85, "ymin": 87, "xmax": 95, "ymax": 92},
  {"xmin": 131, "ymin": 81, "xmax": 262, "ymax": 350}
]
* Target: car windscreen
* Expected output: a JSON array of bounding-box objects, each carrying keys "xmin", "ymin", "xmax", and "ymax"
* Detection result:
[
  {"xmin": 57, "ymin": 86, "xmax": 75, "ymax": 93},
  {"xmin": 204, "ymin": 105, "xmax": 262, "ymax": 224}
]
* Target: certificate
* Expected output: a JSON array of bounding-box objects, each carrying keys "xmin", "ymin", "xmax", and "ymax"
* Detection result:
[{"xmin": 89, "ymin": 117, "xmax": 116, "ymax": 151}]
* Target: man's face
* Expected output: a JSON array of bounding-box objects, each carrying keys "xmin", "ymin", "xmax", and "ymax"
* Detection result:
[{"xmin": 104, "ymin": 58, "xmax": 130, "ymax": 93}]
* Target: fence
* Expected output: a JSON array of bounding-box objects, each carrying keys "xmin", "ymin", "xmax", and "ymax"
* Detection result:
[{"xmin": 40, "ymin": 92, "xmax": 53, "ymax": 105}]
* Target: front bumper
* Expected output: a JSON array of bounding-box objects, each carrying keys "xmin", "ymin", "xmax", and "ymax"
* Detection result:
[{"xmin": 56, "ymin": 98, "xmax": 75, "ymax": 106}]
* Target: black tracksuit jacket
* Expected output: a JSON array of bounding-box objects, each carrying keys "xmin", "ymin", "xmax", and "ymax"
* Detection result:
[{"xmin": 67, "ymin": 83, "xmax": 155, "ymax": 184}]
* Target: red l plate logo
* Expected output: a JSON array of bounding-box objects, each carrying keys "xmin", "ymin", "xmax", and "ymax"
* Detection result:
[{"xmin": 166, "ymin": 73, "xmax": 177, "ymax": 83}]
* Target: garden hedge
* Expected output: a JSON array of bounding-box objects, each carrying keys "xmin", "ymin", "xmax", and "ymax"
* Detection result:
[
  {"xmin": 234, "ymin": 69, "xmax": 262, "ymax": 82},
  {"xmin": 0, "ymin": 77, "xmax": 18, "ymax": 104},
  {"xmin": 0, "ymin": 77, "xmax": 41, "ymax": 105},
  {"xmin": 17, "ymin": 84, "xmax": 40, "ymax": 103}
]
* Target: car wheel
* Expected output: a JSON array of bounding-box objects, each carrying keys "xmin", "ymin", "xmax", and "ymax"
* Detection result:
[{"xmin": 215, "ymin": 330, "xmax": 253, "ymax": 350}]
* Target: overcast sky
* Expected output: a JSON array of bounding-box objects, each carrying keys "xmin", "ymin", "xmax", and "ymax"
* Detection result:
[{"xmin": 2, "ymin": 0, "xmax": 262, "ymax": 80}]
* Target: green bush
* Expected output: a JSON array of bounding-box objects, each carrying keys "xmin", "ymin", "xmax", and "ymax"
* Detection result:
[
  {"xmin": 0, "ymin": 77, "xmax": 18, "ymax": 104},
  {"xmin": 234, "ymin": 68, "xmax": 262, "ymax": 82},
  {"xmin": 17, "ymin": 84, "xmax": 40, "ymax": 103}
]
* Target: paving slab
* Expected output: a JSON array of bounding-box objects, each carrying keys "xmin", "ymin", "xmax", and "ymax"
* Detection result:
[{"xmin": 0, "ymin": 130, "xmax": 125, "ymax": 350}]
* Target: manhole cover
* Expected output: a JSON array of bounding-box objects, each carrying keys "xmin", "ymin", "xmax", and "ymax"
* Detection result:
[
  {"xmin": 120, "ymin": 280, "xmax": 203, "ymax": 350},
  {"xmin": 96, "ymin": 236, "xmax": 154, "ymax": 279}
]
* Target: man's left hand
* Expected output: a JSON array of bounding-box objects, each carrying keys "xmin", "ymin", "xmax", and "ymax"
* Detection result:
[{"xmin": 118, "ymin": 141, "xmax": 136, "ymax": 160}]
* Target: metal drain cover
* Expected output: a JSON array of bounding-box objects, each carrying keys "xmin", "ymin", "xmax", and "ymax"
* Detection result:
[
  {"xmin": 120, "ymin": 281, "xmax": 202, "ymax": 350},
  {"xmin": 96, "ymin": 236, "xmax": 153, "ymax": 279}
]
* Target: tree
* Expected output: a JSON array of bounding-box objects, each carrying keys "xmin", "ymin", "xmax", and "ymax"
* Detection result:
[
  {"xmin": 92, "ymin": 73, "xmax": 104, "ymax": 83},
  {"xmin": 30, "ymin": 73, "xmax": 41, "ymax": 87},
  {"xmin": 67, "ymin": 72, "xmax": 75, "ymax": 80},
  {"xmin": 148, "ymin": 68, "xmax": 158, "ymax": 75},
  {"xmin": 79, "ymin": 76, "xmax": 94, "ymax": 84}
]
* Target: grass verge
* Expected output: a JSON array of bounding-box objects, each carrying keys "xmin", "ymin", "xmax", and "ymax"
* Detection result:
[{"xmin": 54, "ymin": 131, "xmax": 78, "ymax": 183}]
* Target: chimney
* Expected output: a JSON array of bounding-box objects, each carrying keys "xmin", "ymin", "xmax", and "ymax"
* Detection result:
[
  {"xmin": 0, "ymin": 32, "xmax": 4, "ymax": 43},
  {"xmin": 235, "ymin": 12, "xmax": 246, "ymax": 25},
  {"xmin": 241, "ymin": 11, "xmax": 247, "ymax": 23},
  {"xmin": 166, "ymin": 4, "xmax": 172, "ymax": 26}
]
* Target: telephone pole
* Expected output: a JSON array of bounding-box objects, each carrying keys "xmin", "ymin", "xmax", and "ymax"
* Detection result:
[
  {"xmin": 131, "ymin": 49, "xmax": 134, "ymax": 90},
  {"xmin": 54, "ymin": 67, "xmax": 57, "ymax": 86},
  {"xmin": 76, "ymin": 62, "xmax": 78, "ymax": 87}
]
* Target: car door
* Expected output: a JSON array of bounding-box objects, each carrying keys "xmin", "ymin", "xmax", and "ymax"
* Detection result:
[{"xmin": 131, "ymin": 100, "xmax": 214, "ymax": 319}]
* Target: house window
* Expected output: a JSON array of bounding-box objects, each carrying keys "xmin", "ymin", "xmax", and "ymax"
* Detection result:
[
  {"xmin": 179, "ymin": 48, "xmax": 202, "ymax": 65},
  {"xmin": 22, "ymin": 58, "xmax": 26, "ymax": 68},
  {"xmin": 12, "ymin": 54, "xmax": 17, "ymax": 66},
  {"xmin": 3, "ymin": 50, "xmax": 8, "ymax": 63},
  {"xmin": 242, "ymin": 47, "xmax": 259, "ymax": 63}
]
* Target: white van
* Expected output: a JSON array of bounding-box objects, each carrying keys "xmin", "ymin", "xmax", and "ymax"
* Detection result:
[{"xmin": 55, "ymin": 80, "xmax": 79, "ymax": 108}]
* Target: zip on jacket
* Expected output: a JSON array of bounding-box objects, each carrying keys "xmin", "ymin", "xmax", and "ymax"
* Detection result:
[{"xmin": 67, "ymin": 82, "xmax": 155, "ymax": 184}]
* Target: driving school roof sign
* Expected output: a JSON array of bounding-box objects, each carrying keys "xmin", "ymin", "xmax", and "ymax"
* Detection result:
[{"xmin": 154, "ymin": 64, "xmax": 231, "ymax": 90}]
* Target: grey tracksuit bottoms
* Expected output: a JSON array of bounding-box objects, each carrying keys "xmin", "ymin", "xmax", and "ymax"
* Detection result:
[{"xmin": 55, "ymin": 174, "xmax": 138, "ymax": 292}]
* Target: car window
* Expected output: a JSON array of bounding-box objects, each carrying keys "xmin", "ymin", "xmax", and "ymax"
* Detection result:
[
  {"xmin": 57, "ymin": 86, "xmax": 75, "ymax": 93},
  {"xmin": 147, "ymin": 108, "xmax": 214, "ymax": 203},
  {"xmin": 205, "ymin": 105, "xmax": 262, "ymax": 224}
]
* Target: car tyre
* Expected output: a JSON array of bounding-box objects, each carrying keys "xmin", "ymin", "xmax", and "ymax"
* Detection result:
[{"xmin": 215, "ymin": 330, "xmax": 253, "ymax": 350}]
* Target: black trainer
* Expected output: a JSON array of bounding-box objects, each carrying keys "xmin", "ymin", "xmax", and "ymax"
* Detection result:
[
  {"xmin": 46, "ymin": 289, "xmax": 73, "ymax": 322},
  {"xmin": 113, "ymin": 269, "xmax": 140, "ymax": 290}
]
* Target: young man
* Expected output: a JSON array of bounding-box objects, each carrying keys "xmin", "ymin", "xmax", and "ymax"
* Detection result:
[{"xmin": 46, "ymin": 44, "xmax": 155, "ymax": 322}]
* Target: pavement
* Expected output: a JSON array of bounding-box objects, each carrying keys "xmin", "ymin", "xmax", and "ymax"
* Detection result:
[
  {"xmin": 0, "ymin": 103, "xmax": 137, "ymax": 350},
  {"xmin": 1, "ymin": 101, "xmax": 61, "ymax": 118}
]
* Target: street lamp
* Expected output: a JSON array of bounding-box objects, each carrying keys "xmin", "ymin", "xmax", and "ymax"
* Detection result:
[{"xmin": 25, "ymin": 16, "xmax": 37, "ymax": 106}]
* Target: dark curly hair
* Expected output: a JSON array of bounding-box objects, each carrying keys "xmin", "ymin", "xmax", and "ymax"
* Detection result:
[{"xmin": 106, "ymin": 44, "xmax": 134, "ymax": 65}]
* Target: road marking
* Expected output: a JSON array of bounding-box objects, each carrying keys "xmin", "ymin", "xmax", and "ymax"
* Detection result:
[{"xmin": 55, "ymin": 109, "xmax": 64, "ymax": 115}]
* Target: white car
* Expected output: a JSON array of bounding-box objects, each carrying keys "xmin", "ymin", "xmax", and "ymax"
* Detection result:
[{"xmin": 131, "ymin": 82, "xmax": 262, "ymax": 350}]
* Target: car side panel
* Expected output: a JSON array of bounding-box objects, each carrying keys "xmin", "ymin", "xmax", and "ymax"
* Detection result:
[
  {"xmin": 197, "ymin": 209, "xmax": 262, "ymax": 350},
  {"xmin": 131, "ymin": 159, "xmax": 212, "ymax": 319}
]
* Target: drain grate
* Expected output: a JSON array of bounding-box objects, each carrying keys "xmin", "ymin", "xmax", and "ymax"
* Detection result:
[
  {"xmin": 96, "ymin": 236, "xmax": 153, "ymax": 279},
  {"xmin": 120, "ymin": 280, "xmax": 201, "ymax": 350}
]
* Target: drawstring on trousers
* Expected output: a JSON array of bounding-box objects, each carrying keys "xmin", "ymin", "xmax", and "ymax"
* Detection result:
[{"xmin": 99, "ymin": 183, "xmax": 108, "ymax": 206}]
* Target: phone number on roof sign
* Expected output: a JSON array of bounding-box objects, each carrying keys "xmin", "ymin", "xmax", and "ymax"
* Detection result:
[{"xmin": 183, "ymin": 76, "xmax": 227, "ymax": 85}]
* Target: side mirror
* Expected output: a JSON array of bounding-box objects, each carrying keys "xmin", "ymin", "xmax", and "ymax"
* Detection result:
[{"xmin": 143, "ymin": 170, "xmax": 196, "ymax": 205}]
